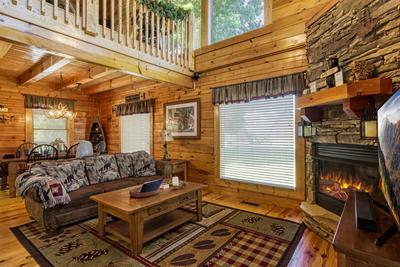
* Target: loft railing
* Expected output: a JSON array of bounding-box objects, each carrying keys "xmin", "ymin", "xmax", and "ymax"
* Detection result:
[{"xmin": 1, "ymin": 0, "xmax": 194, "ymax": 73}]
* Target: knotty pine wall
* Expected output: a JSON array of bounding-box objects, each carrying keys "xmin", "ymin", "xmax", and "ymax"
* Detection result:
[
  {"xmin": 0, "ymin": 75, "xmax": 98, "ymax": 155},
  {"xmin": 96, "ymin": 0, "xmax": 331, "ymax": 204}
]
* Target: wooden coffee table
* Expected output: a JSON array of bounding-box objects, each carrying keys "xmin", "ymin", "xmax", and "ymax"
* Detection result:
[{"xmin": 90, "ymin": 182, "xmax": 207, "ymax": 256}]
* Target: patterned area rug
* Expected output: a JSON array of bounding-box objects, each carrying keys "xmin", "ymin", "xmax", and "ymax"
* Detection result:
[{"xmin": 11, "ymin": 202, "xmax": 304, "ymax": 267}]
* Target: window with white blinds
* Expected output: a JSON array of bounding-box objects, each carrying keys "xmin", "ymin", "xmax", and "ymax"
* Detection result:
[
  {"xmin": 219, "ymin": 95, "xmax": 296, "ymax": 189},
  {"xmin": 120, "ymin": 113, "xmax": 151, "ymax": 153}
]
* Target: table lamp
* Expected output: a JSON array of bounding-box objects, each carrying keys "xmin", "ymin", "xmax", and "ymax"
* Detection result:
[{"xmin": 163, "ymin": 128, "xmax": 173, "ymax": 161}]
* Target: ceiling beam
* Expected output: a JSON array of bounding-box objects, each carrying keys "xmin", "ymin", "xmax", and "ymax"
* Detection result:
[
  {"xmin": 0, "ymin": 40, "xmax": 12, "ymax": 58},
  {"xmin": 61, "ymin": 66, "xmax": 119, "ymax": 89},
  {"xmin": 18, "ymin": 55, "xmax": 72, "ymax": 86},
  {"xmin": 82, "ymin": 75, "xmax": 147, "ymax": 95}
]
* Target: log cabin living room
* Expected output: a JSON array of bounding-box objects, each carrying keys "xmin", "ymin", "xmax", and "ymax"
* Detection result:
[{"xmin": 0, "ymin": 0, "xmax": 399, "ymax": 266}]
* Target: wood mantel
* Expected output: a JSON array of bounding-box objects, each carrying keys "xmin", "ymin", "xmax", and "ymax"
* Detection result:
[{"xmin": 297, "ymin": 78, "xmax": 393, "ymax": 109}]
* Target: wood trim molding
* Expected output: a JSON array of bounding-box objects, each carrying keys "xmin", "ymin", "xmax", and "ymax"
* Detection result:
[
  {"xmin": 25, "ymin": 109, "xmax": 33, "ymax": 143},
  {"xmin": 305, "ymin": 0, "xmax": 339, "ymax": 27},
  {"xmin": 195, "ymin": 22, "xmax": 273, "ymax": 57},
  {"xmin": 265, "ymin": 0, "xmax": 272, "ymax": 25},
  {"xmin": 213, "ymin": 102, "xmax": 305, "ymax": 201},
  {"xmin": 200, "ymin": 0, "xmax": 209, "ymax": 47}
]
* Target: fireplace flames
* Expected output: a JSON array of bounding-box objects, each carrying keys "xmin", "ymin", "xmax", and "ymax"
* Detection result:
[{"xmin": 320, "ymin": 173, "xmax": 374, "ymax": 201}]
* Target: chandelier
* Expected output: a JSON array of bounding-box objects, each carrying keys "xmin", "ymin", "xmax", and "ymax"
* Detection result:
[
  {"xmin": 46, "ymin": 73, "xmax": 77, "ymax": 120},
  {"xmin": 46, "ymin": 102, "xmax": 77, "ymax": 120}
]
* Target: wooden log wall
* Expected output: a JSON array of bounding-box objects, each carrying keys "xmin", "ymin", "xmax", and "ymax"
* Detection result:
[
  {"xmin": 96, "ymin": 0, "xmax": 331, "ymax": 203},
  {"xmin": 0, "ymin": 75, "xmax": 98, "ymax": 155}
]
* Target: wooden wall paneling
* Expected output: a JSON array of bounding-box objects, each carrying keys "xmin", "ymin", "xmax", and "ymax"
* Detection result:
[{"xmin": 0, "ymin": 75, "xmax": 98, "ymax": 154}]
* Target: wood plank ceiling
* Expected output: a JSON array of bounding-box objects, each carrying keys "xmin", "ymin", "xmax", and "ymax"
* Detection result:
[{"xmin": 0, "ymin": 41, "xmax": 146, "ymax": 93}]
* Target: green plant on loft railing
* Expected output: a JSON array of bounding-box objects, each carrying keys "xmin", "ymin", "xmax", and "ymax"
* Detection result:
[{"xmin": 139, "ymin": 0, "xmax": 190, "ymax": 21}]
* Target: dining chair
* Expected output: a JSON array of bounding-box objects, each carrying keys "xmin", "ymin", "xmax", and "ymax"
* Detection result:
[
  {"xmin": 18, "ymin": 145, "xmax": 59, "ymax": 175},
  {"xmin": 66, "ymin": 143, "xmax": 79, "ymax": 158},
  {"xmin": 16, "ymin": 142, "xmax": 37, "ymax": 158},
  {"xmin": 0, "ymin": 163, "xmax": 7, "ymax": 190},
  {"xmin": 27, "ymin": 144, "xmax": 59, "ymax": 163}
]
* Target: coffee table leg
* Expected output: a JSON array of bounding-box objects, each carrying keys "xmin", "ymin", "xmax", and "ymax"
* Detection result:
[
  {"xmin": 129, "ymin": 214, "xmax": 143, "ymax": 256},
  {"xmin": 98, "ymin": 204, "xmax": 105, "ymax": 237},
  {"xmin": 196, "ymin": 190, "xmax": 203, "ymax": 221}
]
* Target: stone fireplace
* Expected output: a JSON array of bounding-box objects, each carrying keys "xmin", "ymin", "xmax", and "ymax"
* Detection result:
[
  {"xmin": 300, "ymin": 0, "xmax": 399, "ymax": 243},
  {"xmin": 300, "ymin": 105, "xmax": 377, "ymax": 242}
]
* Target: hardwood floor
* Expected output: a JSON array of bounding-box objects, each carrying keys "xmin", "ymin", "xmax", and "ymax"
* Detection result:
[{"xmin": 0, "ymin": 190, "xmax": 337, "ymax": 267}]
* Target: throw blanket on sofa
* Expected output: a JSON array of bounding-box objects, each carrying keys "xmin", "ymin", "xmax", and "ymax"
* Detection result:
[{"xmin": 17, "ymin": 172, "xmax": 71, "ymax": 208}]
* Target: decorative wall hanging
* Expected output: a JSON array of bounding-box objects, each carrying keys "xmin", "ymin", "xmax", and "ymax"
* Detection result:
[
  {"xmin": 164, "ymin": 98, "xmax": 200, "ymax": 139},
  {"xmin": 0, "ymin": 104, "xmax": 15, "ymax": 124}
]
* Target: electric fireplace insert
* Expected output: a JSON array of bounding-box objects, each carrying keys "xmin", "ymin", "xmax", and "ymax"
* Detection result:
[{"xmin": 314, "ymin": 143, "xmax": 379, "ymax": 215}]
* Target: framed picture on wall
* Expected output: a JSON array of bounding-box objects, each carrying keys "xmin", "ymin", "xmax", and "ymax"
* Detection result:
[{"xmin": 164, "ymin": 98, "xmax": 201, "ymax": 139}]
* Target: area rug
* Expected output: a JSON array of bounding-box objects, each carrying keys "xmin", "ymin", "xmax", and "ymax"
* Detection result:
[{"xmin": 11, "ymin": 202, "xmax": 304, "ymax": 267}]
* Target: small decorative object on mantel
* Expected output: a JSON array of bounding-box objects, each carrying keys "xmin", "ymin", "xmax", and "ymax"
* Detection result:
[
  {"xmin": 164, "ymin": 98, "xmax": 201, "ymax": 139},
  {"xmin": 298, "ymin": 120, "xmax": 316, "ymax": 138},
  {"xmin": 360, "ymin": 104, "xmax": 378, "ymax": 140},
  {"xmin": 350, "ymin": 60, "xmax": 374, "ymax": 81},
  {"xmin": 322, "ymin": 57, "xmax": 343, "ymax": 88}
]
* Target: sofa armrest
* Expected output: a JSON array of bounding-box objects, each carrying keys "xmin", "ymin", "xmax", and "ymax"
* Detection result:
[
  {"xmin": 155, "ymin": 160, "xmax": 172, "ymax": 179},
  {"xmin": 25, "ymin": 187, "xmax": 43, "ymax": 203}
]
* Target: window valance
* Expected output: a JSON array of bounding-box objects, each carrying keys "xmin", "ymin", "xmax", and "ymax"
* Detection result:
[
  {"xmin": 24, "ymin": 94, "xmax": 75, "ymax": 110},
  {"xmin": 115, "ymin": 99, "xmax": 154, "ymax": 116},
  {"xmin": 211, "ymin": 72, "xmax": 306, "ymax": 105}
]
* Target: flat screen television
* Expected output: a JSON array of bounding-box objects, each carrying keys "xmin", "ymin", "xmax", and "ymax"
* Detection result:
[{"xmin": 377, "ymin": 89, "xmax": 400, "ymax": 243}]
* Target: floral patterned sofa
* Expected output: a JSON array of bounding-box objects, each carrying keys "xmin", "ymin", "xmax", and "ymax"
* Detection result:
[{"xmin": 21, "ymin": 151, "xmax": 172, "ymax": 231}]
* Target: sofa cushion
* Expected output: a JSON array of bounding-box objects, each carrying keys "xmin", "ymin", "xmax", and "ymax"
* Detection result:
[
  {"xmin": 115, "ymin": 153, "xmax": 135, "ymax": 178},
  {"xmin": 97, "ymin": 179, "xmax": 138, "ymax": 192},
  {"xmin": 63, "ymin": 185, "xmax": 104, "ymax": 209},
  {"xmin": 132, "ymin": 151, "xmax": 157, "ymax": 177},
  {"xmin": 46, "ymin": 160, "xmax": 89, "ymax": 192},
  {"xmin": 84, "ymin": 154, "xmax": 121, "ymax": 184}
]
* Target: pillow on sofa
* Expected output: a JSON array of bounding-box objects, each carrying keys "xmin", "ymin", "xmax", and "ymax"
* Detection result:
[
  {"xmin": 46, "ymin": 160, "xmax": 89, "ymax": 192},
  {"xmin": 115, "ymin": 153, "xmax": 135, "ymax": 178},
  {"xmin": 132, "ymin": 151, "xmax": 157, "ymax": 177},
  {"xmin": 84, "ymin": 154, "xmax": 121, "ymax": 184}
]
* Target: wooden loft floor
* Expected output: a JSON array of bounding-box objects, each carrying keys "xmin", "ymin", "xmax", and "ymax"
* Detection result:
[
  {"xmin": 0, "ymin": 0, "xmax": 194, "ymax": 88},
  {"xmin": 0, "ymin": 190, "xmax": 336, "ymax": 267}
]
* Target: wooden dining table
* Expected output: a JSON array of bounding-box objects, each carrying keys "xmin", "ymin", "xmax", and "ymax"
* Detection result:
[{"xmin": 1, "ymin": 153, "xmax": 67, "ymax": 198}]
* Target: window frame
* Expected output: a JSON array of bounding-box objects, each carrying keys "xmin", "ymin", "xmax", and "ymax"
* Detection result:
[
  {"xmin": 213, "ymin": 96, "xmax": 305, "ymax": 201},
  {"xmin": 25, "ymin": 109, "xmax": 73, "ymax": 146},
  {"xmin": 201, "ymin": 0, "xmax": 272, "ymax": 47}
]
